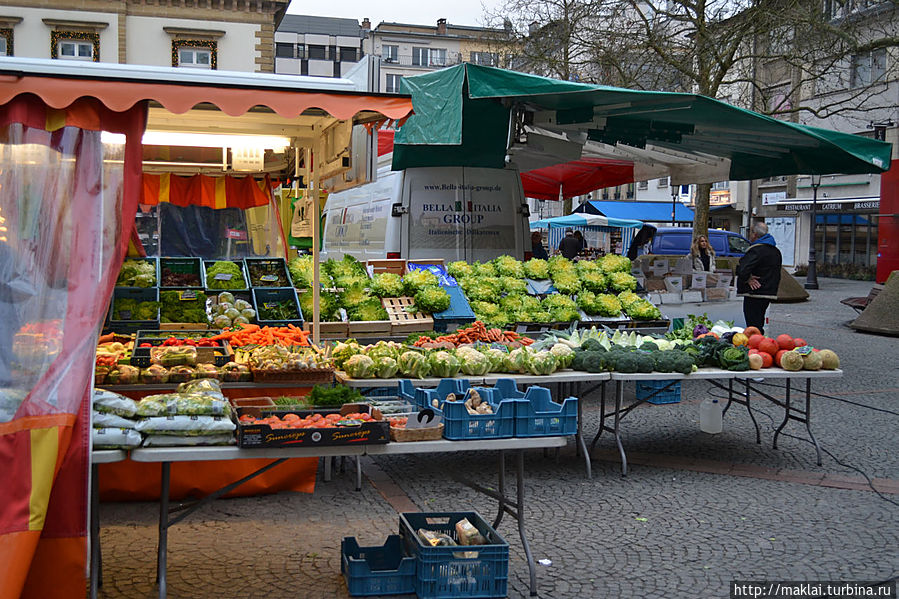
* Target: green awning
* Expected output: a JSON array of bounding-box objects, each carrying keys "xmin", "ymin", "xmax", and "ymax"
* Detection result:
[{"xmin": 393, "ymin": 64, "xmax": 891, "ymax": 181}]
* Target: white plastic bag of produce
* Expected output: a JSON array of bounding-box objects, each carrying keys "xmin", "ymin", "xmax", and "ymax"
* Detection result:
[
  {"xmin": 92, "ymin": 410, "xmax": 137, "ymax": 429},
  {"xmin": 92, "ymin": 427, "xmax": 143, "ymax": 449},
  {"xmin": 136, "ymin": 393, "xmax": 231, "ymax": 418},
  {"xmin": 134, "ymin": 415, "xmax": 236, "ymax": 435},
  {"xmin": 92, "ymin": 389, "xmax": 139, "ymax": 418},
  {"xmin": 177, "ymin": 378, "xmax": 222, "ymax": 395},
  {"xmin": 143, "ymin": 434, "xmax": 235, "ymax": 447}
]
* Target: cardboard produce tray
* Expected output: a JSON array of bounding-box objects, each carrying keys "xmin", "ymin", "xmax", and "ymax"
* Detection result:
[
  {"xmin": 237, "ymin": 404, "xmax": 388, "ymax": 448},
  {"xmin": 383, "ymin": 297, "xmax": 433, "ymax": 334}
]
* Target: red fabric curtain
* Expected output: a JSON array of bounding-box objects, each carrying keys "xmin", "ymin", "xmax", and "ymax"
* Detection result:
[
  {"xmin": 142, "ymin": 172, "xmax": 273, "ymax": 210},
  {"xmin": 0, "ymin": 95, "xmax": 146, "ymax": 599}
]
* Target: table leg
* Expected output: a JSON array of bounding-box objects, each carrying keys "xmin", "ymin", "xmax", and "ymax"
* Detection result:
[
  {"xmin": 323, "ymin": 456, "xmax": 332, "ymax": 482},
  {"xmin": 355, "ymin": 456, "xmax": 362, "ymax": 491},
  {"xmin": 614, "ymin": 381, "xmax": 627, "ymax": 476},
  {"xmin": 575, "ymin": 391, "xmax": 592, "ymax": 479},
  {"xmin": 805, "ymin": 379, "xmax": 823, "ymax": 466},
  {"xmin": 773, "ymin": 378, "xmax": 791, "ymax": 450},
  {"xmin": 89, "ymin": 463, "xmax": 100, "ymax": 599},
  {"xmin": 157, "ymin": 462, "xmax": 170, "ymax": 599},
  {"xmin": 745, "ymin": 379, "xmax": 761, "ymax": 444},
  {"xmin": 723, "ymin": 379, "xmax": 734, "ymax": 415},
  {"xmin": 492, "ymin": 450, "xmax": 506, "ymax": 530},
  {"xmin": 516, "ymin": 450, "xmax": 538, "ymax": 597},
  {"xmin": 589, "ymin": 381, "xmax": 606, "ymax": 452}
]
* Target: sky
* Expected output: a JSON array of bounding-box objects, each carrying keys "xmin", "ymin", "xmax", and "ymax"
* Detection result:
[{"xmin": 285, "ymin": 0, "xmax": 500, "ymax": 28}]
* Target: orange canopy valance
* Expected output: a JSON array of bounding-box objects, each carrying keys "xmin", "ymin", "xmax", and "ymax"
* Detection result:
[{"xmin": 142, "ymin": 173, "xmax": 272, "ymax": 210}]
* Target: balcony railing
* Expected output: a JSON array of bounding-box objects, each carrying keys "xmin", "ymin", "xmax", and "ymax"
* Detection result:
[{"xmin": 380, "ymin": 51, "xmax": 465, "ymax": 68}]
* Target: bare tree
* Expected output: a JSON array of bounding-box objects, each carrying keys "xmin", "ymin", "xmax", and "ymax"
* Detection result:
[{"xmin": 487, "ymin": 0, "xmax": 898, "ymax": 240}]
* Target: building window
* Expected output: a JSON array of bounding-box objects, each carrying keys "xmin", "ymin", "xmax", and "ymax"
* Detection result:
[
  {"xmin": 275, "ymin": 42, "xmax": 294, "ymax": 58},
  {"xmin": 172, "ymin": 40, "xmax": 217, "ymax": 69},
  {"xmin": 383, "ymin": 44, "xmax": 398, "ymax": 63},
  {"xmin": 658, "ymin": 177, "xmax": 668, "ymax": 188},
  {"xmin": 850, "ymin": 48, "xmax": 887, "ymax": 88},
  {"xmin": 637, "ymin": 180, "xmax": 649, "ymax": 191},
  {"xmin": 307, "ymin": 44, "xmax": 326, "ymax": 60},
  {"xmin": 412, "ymin": 46, "xmax": 446, "ymax": 67},
  {"xmin": 711, "ymin": 181, "xmax": 729, "ymax": 191},
  {"xmin": 339, "ymin": 47, "xmax": 357, "ymax": 62},
  {"xmin": 51, "ymin": 31, "xmax": 99, "ymax": 62},
  {"xmin": 0, "ymin": 28, "xmax": 12, "ymax": 56},
  {"xmin": 470, "ymin": 51, "xmax": 498, "ymax": 66},
  {"xmin": 386, "ymin": 73, "xmax": 403, "ymax": 93}
]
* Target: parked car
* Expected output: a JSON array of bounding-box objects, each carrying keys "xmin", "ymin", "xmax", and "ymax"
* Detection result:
[{"xmin": 646, "ymin": 226, "xmax": 751, "ymax": 257}]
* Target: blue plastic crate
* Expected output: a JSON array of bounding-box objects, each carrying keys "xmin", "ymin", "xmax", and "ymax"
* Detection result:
[
  {"xmin": 159, "ymin": 257, "xmax": 204, "ymax": 289},
  {"xmin": 399, "ymin": 512, "xmax": 509, "ymax": 599},
  {"xmin": 252, "ymin": 287, "xmax": 304, "ymax": 327},
  {"xmin": 513, "ymin": 386, "xmax": 578, "ymax": 437},
  {"xmin": 425, "ymin": 388, "xmax": 517, "ymax": 441},
  {"xmin": 489, "ymin": 378, "xmax": 522, "ymax": 400},
  {"xmin": 204, "ymin": 259, "xmax": 249, "ymax": 292},
  {"xmin": 432, "ymin": 286, "xmax": 476, "ymax": 332},
  {"xmin": 107, "ymin": 287, "xmax": 160, "ymax": 334},
  {"xmin": 414, "ymin": 379, "xmax": 471, "ymax": 410},
  {"xmin": 115, "ymin": 257, "xmax": 159, "ymax": 289},
  {"xmin": 341, "ymin": 535, "xmax": 416, "ymax": 597},
  {"xmin": 245, "ymin": 257, "xmax": 293, "ymax": 288},
  {"xmin": 636, "ymin": 379, "xmax": 682, "ymax": 404}
]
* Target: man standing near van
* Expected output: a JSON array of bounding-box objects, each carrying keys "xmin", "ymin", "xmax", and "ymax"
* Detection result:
[
  {"xmin": 736, "ymin": 221, "xmax": 781, "ymax": 334},
  {"xmin": 559, "ymin": 229, "xmax": 581, "ymax": 260}
]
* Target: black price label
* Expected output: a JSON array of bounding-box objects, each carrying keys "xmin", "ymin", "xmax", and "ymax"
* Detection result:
[{"xmin": 179, "ymin": 290, "xmax": 198, "ymax": 301}]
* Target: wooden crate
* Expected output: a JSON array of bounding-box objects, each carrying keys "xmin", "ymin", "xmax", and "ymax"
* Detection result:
[
  {"xmin": 382, "ymin": 297, "xmax": 434, "ymax": 334},
  {"xmin": 303, "ymin": 321, "xmax": 350, "ymax": 338},
  {"xmin": 367, "ymin": 259, "xmax": 407, "ymax": 276},
  {"xmin": 159, "ymin": 322, "xmax": 210, "ymax": 331},
  {"xmin": 347, "ymin": 320, "xmax": 393, "ymax": 335}
]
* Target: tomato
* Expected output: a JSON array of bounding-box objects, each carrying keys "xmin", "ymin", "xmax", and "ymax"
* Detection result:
[{"xmin": 139, "ymin": 343, "xmax": 152, "ymax": 348}]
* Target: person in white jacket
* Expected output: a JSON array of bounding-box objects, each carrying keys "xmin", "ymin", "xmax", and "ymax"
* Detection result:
[{"xmin": 690, "ymin": 235, "xmax": 715, "ymax": 271}]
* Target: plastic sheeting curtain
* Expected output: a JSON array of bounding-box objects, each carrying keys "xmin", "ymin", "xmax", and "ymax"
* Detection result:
[{"xmin": 0, "ymin": 96, "xmax": 145, "ymax": 599}]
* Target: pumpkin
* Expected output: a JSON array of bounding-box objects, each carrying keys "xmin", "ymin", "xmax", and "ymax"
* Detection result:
[
  {"xmin": 760, "ymin": 352, "xmax": 774, "ymax": 368},
  {"xmin": 758, "ymin": 337, "xmax": 779, "ymax": 356},
  {"xmin": 775, "ymin": 334, "xmax": 794, "ymax": 351},
  {"xmin": 747, "ymin": 334, "xmax": 764, "ymax": 349},
  {"xmin": 732, "ymin": 333, "xmax": 749, "ymax": 347},
  {"xmin": 792, "ymin": 337, "xmax": 808, "ymax": 348},
  {"xmin": 775, "ymin": 349, "xmax": 789, "ymax": 367},
  {"xmin": 743, "ymin": 326, "xmax": 762, "ymax": 337}
]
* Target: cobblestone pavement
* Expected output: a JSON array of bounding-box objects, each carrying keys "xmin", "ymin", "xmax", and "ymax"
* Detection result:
[{"xmin": 95, "ymin": 277, "xmax": 899, "ymax": 599}]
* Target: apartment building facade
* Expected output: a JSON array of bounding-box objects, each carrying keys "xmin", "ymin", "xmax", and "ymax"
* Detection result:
[
  {"xmin": 0, "ymin": 0, "xmax": 288, "ymax": 72},
  {"xmin": 363, "ymin": 18, "xmax": 507, "ymax": 93},
  {"xmin": 274, "ymin": 14, "xmax": 364, "ymax": 78}
]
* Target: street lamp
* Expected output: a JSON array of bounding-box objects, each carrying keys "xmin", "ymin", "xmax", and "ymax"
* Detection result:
[{"xmin": 805, "ymin": 174, "xmax": 823, "ymax": 290}]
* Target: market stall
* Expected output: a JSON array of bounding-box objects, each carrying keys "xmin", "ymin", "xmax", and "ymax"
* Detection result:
[
  {"xmin": 530, "ymin": 212, "xmax": 644, "ymax": 257},
  {"xmin": 0, "ymin": 56, "xmax": 414, "ymax": 599}
]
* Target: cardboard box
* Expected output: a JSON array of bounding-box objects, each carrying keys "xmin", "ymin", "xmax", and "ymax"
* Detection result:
[
  {"xmin": 664, "ymin": 276, "xmax": 684, "ymax": 293},
  {"xmin": 690, "ymin": 273, "xmax": 708, "ymax": 289},
  {"xmin": 650, "ymin": 259, "xmax": 669, "ymax": 276},
  {"xmin": 672, "ymin": 257, "xmax": 693, "ymax": 275},
  {"xmin": 658, "ymin": 292, "xmax": 682, "ymax": 304},
  {"xmin": 237, "ymin": 404, "xmax": 388, "ymax": 448},
  {"xmin": 648, "ymin": 292, "xmax": 664, "ymax": 305},
  {"xmin": 634, "ymin": 274, "xmax": 646, "ymax": 289},
  {"xmin": 645, "ymin": 276, "xmax": 667, "ymax": 292},
  {"xmin": 705, "ymin": 273, "xmax": 719, "ymax": 288},
  {"xmin": 717, "ymin": 274, "xmax": 733, "ymax": 288},
  {"xmin": 704, "ymin": 288, "xmax": 728, "ymax": 301},
  {"xmin": 681, "ymin": 291, "xmax": 704, "ymax": 303}
]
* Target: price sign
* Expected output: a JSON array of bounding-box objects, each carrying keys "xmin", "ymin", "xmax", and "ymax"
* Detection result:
[
  {"xmin": 213, "ymin": 273, "xmax": 233, "ymax": 281},
  {"xmin": 179, "ymin": 290, "xmax": 198, "ymax": 301},
  {"xmin": 260, "ymin": 274, "xmax": 279, "ymax": 282},
  {"xmin": 405, "ymin": 408, "xmax": 442, "ymax": 429}
]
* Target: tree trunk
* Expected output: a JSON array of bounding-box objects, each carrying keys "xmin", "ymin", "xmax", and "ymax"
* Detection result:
[{"xmin": 693, "ymin": 183, "xmax": 711, "ymax": 242}]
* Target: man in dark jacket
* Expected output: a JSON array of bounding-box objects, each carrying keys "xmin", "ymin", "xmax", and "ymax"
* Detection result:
[
  {"xmin": 558, "ymin": 229, "xmax": 581, "ymax": 260},
  {"xmin": 736, "ymin": 221, "xmax": 781, "ymax": 334}
]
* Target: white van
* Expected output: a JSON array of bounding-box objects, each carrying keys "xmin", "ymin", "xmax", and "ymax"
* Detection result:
[{"xmin": 321, "ymin": 166, "xmax": 531, "ymax": 263}]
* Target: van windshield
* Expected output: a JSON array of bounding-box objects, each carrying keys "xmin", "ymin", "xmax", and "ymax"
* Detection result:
[{"xmin": 728, "ymin": 235, "xmax": 750, "ymax": 254}]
